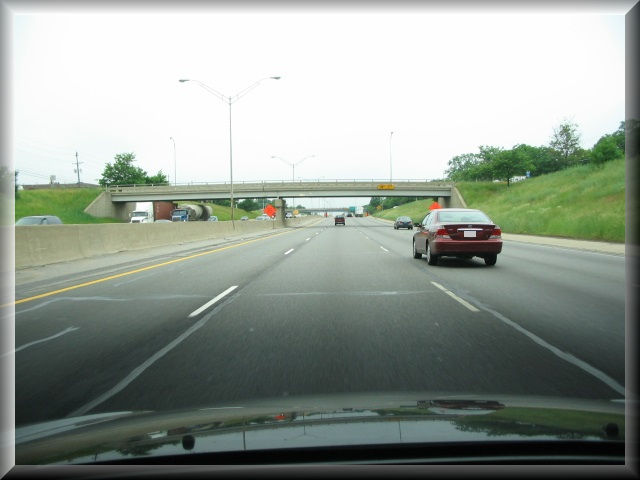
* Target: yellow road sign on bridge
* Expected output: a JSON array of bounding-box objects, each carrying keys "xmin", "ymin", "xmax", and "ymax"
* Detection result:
[{"xmin": 377, "ymin": 184, "xmax": 395, "ymax": 190}]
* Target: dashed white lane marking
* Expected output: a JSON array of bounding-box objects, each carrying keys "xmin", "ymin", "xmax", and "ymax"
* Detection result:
[
  {"xmin": 380, "ymin": 246, "xmax": 389, "ymax": 253},
  {"xmin": 305, "ymin": 238, "xmax": 310, "ymax": 241},
  {"xmin": 188, "ymin": 285, "xmax": 238, "ymax": 319},
  {"xmin": 430, "ymin": 281, "xmax": 480, "ymax": 312},
  {"xmin": 284, "ymin": 248, "xmax": 294, "ymax": 255},
  {"xmin": 1, "ymin": 326, "xmax": 79, "ymax": 357}
]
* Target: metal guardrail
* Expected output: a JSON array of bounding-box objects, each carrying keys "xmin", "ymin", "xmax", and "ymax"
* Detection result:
[{"xmin": 106, "ymin": 179, "xmax": 450, "ymax": 191}]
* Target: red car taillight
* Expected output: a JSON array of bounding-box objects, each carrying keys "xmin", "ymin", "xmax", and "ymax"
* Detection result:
[
  {"xmin": 435, "ymin": 228, "xmax": 450, "ymax": 239},
  {"xmin": 490, "ymin": 228, "xmax": 502, "ymax": 239}
]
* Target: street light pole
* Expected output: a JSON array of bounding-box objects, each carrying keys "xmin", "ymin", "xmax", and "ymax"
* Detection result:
[
  {"xmin": 169, "ymin": 137, "xmax": 176, "ymax": 186},
  {"xmin": 179, "ymin": 76, "xmax": 281, "ymax": 224},
  {"xmin": 272, "ymin": 155, "xmax": 315, "ymax": 214},
  {"xmin": 389, "ymin": 131, "xmax": 394, "ymax": 183}
]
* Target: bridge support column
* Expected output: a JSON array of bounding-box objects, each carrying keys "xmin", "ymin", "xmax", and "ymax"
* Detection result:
[
  {"xmin": 274, "ymin": 198, "xmax": 286, "ymax": 227},
  {"xmin": 437, "ymin": 196, "xmax": 449, "ymax": 208},
  {"xmin": 84, "ymin": 191, "xmax": 136, "ymax": 222}
]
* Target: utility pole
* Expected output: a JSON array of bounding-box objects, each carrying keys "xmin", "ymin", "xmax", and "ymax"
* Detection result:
[{"xmin": 73, "ymin": 152, "xmax": 83, "ymax": 184}]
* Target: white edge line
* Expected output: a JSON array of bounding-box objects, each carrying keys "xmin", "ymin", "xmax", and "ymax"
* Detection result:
[
  {"xmin": 284, "ymin": 248, "xmax": 294, "ymax": 255},
  {"xmin": 188, "ymin": 285, "xmax": 238, "ymax": 318},
  {"xmin": 484, "ymin": 305, "xmax": 625, "ymax": 396},
  {"xmin": 430, "ymin": 282, "xmax": 624, "ymax": 395}
]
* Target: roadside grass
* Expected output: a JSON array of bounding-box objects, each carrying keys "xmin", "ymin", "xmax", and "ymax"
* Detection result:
[
  {"xmin": 15, "ymin": 188, "xmax": 121, "ymax": 224},
  {"xmin": 375, "ymin": 199, "xmax": 439, "ymax": 223},
  {"xmin": 374, "ymin": 158, "xmax": 625, "ymax": 243},
  {"xmin": 14, "ymin": 188, "xmax": 261, "ymax": 224},
  {"xmin": 204, "ymin": 204, "xmax": 257, "ymax": 221},
  {"xmin": 454, "ymin": 407, "xmax": 625, "ymax": 439}
]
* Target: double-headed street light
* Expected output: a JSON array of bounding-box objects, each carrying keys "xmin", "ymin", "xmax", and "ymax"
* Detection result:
[
  {"xmin": 389, "ymin": 131, "xmax": 394, "ymax": 183},
  {"xmin": 271, "ymin": 154, "xmax": 316, "ymax": 181},
  {"xmin": 272, "ymin": 155, "xmax": 315, "ymax": 215},
  {"xmin": 179, "ymin": 76, "xmax": 281, "ymax": 223}
]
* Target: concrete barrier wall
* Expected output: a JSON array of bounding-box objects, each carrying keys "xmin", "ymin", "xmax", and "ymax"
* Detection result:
[{"xmin": 15, "ymin": 216, "xmax": 319, "ymax": 269}]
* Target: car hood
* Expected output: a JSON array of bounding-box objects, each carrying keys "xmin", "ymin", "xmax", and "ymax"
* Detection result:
[{"xmin": 14, "ymin": 392, "xmax": 625, "ymax": 464}]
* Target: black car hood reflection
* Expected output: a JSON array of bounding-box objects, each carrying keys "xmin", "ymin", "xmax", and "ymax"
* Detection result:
[{"xmin": 14, "ymin": 393, "xmax": 625, "ymax": 464}]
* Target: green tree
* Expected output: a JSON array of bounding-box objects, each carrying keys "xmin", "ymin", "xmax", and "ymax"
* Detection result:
[
  {"xmin": 549, "ymin": 121, "xmax": 582, "ymax": 168},
  {"xmin": 612, "ymin": 121, "xmax": 625, "ymax": 153},
  {"xmin": 146, "ymin": 171, "xmax": 169, "ymax": 185},
  {"xmin": 490, "ymin": 146, "xmax": 532, "ymax": 186},
  {"xmin": 445, "ymin": 153, "xmax": 481, "ymax": 181},
  {"xmin": 99, "ymin": 153, "xmax": 169, "ymax": 186},
  {"xmin": 238, "ymin": 198, "xmax": 259, "ymax": 211},
  {"xmin": 519, "ymin": 145, "xmax": 558, "ymax": 176},
  {"xmin": 366, "ymin": 196, "xmax": 383, "ymax": 213},
  {"xmin": 99, "ymin": 153, "xmax": 147, "ymax": 186},
  {"xmin": 591, "ymin": 135, "xmax": 622, "ymax": 166}
]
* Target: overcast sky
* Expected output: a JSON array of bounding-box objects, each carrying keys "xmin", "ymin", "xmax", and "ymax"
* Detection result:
[{"xmin": 9, "ymin": 2, "xmax": 631, "ymax": 208}]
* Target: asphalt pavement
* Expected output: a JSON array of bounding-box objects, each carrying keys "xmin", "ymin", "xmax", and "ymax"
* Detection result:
[{"xmin": 8, "ymin": 216, "xmax": 626, "ymax": 426}]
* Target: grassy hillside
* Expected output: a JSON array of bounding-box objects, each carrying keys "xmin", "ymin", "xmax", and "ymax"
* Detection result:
[
  {"xmin": 14, "ymin": 188, "xmax": 263, "ymax": 224},
  {"xmin": 15, "ymin": 188, "xmax": 121, "ymax": 224},
  {"xmin": 197, "ymin": 203, "xmax": 258, "ymax": 221},
  {"xmin": 375, "ymin": 158, "xmax": 625, "ymax": 243}
]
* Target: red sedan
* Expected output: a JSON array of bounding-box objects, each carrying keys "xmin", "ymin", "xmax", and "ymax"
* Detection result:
[{"xmin": 412, "ymin": 208, "xmax": 502, "ymax": 266}]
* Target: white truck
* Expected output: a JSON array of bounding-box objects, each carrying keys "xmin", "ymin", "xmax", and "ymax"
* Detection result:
[{"xmin": 129, "ymin": 202, "xmax": 154, "ymax": 223}]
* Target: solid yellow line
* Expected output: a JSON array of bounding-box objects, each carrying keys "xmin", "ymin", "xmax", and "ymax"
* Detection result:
[{"xmin": 8, "ymin": 228, "xmax": 303, "ymax": 307}]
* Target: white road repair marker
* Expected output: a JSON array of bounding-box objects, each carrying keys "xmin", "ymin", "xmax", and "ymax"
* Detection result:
[
  {"xmin": 284, "ymin": 248, "xmax": 294, "ymax": 255},
  {"xmin": 430, "ymin": 281, "xmax": 480, "ymax": 312},
  {"xmin": 1, "ymin": 326, "xmax": 79, "ymax": 357},
  {"xmin": 68, "ymin": 287, "xmax": 241, "ymax": 418},
  {"xmin": 188, "ymin": 286, "xmax": 238, "ymax": 318}
]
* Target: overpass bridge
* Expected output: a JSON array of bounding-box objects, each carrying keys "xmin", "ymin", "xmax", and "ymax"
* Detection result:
[
  {"xmin": 87, "ymin": 179, "xmax": 465, "ymax": 221},
  {"xmin": 105, "ymin": 179, "xmax": 455, "ymax": 202}
]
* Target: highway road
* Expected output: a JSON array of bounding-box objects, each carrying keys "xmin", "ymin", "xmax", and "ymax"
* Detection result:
[{"xmin": 9, "ymin": 216, "xmax": 626, "ymax": 426}]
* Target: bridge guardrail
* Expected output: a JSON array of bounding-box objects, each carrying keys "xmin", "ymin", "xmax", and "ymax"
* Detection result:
[{"xmin": 106, "ymin": 179, "xmax": 452, "ymax": 192}]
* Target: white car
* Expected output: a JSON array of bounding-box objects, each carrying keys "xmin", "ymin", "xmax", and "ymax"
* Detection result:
[{"xmin": 255, "ymin": 214, "xmax": 272, "ymax": 220}]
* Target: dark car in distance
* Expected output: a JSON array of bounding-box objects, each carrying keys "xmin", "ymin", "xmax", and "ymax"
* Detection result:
[
  {"xmin": 412, "ymin": 208, "xmax": 502, "ymax": 266},
  {"xmin": 394, "ymin": 216, "xmax": 413, "ymax": 230},
  {"xmin": 335, "ymin": 214, "xmax": 346, "ymax": 226},
  {"xmin": 16, "ymin": 215, "xmax": 63, "ymax": 225}
]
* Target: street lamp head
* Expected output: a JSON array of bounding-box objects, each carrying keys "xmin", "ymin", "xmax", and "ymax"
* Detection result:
[
  {"xmin": 270, "ymin": 76, "xmax": 281, "ymax": 80},
  {"xmin": 179, "ymin": 79, "xmax": 190, "ymax": 83}
]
